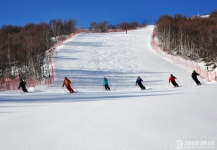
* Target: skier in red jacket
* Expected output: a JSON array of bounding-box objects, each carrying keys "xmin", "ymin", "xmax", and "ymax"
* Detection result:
[
  {"xmin": 62, "ymin": 77, "xmax": 74, "ymax": 93},
  {"xmin": 169, "ymin": 74, "xmax": 179, "ymax": 87}
]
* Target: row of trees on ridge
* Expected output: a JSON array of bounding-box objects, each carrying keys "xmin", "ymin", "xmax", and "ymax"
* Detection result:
[
  {"xmin": 155, "ymin": 10, "xmax": 217, "ymax": 62},
  {"xmin": 89, "ymin": 20, "xmax": 147, "ymax": 32},
  {"xmin": 0, "ymin": 19, "xmax": 77, "ymax": 79}
]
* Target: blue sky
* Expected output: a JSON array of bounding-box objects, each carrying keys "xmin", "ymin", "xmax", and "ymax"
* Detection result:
[{"xmin": 1, "ymin": 0, "xmax": 217, "ymax": 28}]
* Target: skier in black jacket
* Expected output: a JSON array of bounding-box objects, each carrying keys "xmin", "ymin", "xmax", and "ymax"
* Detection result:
[
  {"xmin": 191, "ymin": 70, "xmax": 201, "ymax": 85},
  {"xmin": 18, "ymin": 79, "xmax": 28, "ymax": 92},
  {"xmin": 135, "ymin": 76, "xmax": 146, "ymax": 90}
]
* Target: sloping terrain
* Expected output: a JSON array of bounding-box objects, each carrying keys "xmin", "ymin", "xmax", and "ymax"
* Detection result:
[{"xmin": 0, "ymin": 25, "xmax": 216, "ymax": 150}]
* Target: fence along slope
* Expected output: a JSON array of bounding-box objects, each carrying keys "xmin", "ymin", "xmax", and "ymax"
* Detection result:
[
  {"xmin": 0, "ymin": 29, "xmax": 86, "ymax": 92},
  {"xmin": 151, "ymin": 30, "xmax": 217, "ymax": 82}
]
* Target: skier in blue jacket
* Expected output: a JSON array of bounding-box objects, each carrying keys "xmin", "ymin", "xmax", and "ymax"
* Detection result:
[
  {"xmin": 103, "ymin": 77, "xmax": 110, "ymax": 91},
  {"xmin": 136, "ymin": 76, "xmax": 146, "ymax": 90}
]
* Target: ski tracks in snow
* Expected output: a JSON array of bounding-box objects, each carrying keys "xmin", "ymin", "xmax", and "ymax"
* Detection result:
[{"xmin": 52, "ymin": 26, "xmax": 192, "ymax": 91}]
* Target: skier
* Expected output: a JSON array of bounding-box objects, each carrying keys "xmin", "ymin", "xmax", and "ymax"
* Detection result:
[
  {"xmin": 191, "ymin": 70, "xmax": 201, "ymax": 85},
  {"xmin": 135, "ymin": 76, "xmax": 146, "ymax": 90},
  {"xmin": 62, "ymin": 77, "xmax": 74, "ymax": 93},
  {"xmin": 103, "ymin": 77, "xmax": 110, "ymax": 91},
  {"xmin": 18, "ymin": 78, "xmax": 28, "ymax": 92},
  {"xmin": 169, "ymin": 74, "xmax": 179, "ymax": 87}
]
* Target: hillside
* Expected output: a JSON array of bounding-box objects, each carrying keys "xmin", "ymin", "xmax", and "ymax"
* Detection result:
[{"xmin": 0, "ymin": 25, "xmax": 216, "ymax": 150}]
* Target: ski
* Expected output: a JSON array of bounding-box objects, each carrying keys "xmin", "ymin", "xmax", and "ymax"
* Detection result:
[{"xmin": 66, "ymin": 91, "xmax": 78, "ymax": 94}]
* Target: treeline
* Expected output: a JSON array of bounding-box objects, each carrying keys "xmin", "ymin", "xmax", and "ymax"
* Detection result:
[
  {"xmin": 89, "ymin": 20, "xmax": 147, "ymax": 32},
  {"xmin": 0, "ymin": 19, "xmax": 77, "ymax": 79},
  {"xmin": 118, "ymin": 20, "xmax": 147, "ymax": 29},
  {"xmin": 155, "ymin": 10, "xmax": 217, "ymax": 62}
]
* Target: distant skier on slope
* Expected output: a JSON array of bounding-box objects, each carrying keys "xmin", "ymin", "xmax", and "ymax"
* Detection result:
[
  {"xmin": 18, "ymin": 78, "xmax": 28, "ymax": 92},
  {"xmin": 135, "ymin": 76, "xmax": 146, "ymax": 90},
  {"xmin": 191, "ymin": 70, "xmax": 201, "ymax": 85},
  {"xmin": 103, "ymin": 77, "xmax": 110, "ymax": 91},
  {"xmin": 169, "ymin": 74, "xmax": 179, "ymax": 87},
  {"xmin": 62, "ymin": 77, "xmax": 74, "ymax": 93}
]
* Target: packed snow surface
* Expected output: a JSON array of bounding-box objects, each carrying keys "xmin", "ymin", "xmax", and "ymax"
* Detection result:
[{"xmin": 0, "ymin": 25, "xmax": 216, "ymax": 150}]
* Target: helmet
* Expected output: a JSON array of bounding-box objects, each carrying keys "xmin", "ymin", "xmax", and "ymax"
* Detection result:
[{"xmin": 171, "ymin": 74, "xmax": 173, "ymax": 76}]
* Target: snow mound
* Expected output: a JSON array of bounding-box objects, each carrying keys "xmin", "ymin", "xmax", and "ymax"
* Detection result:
[{"xmin": 27, "ymin": 87, "xmax": 35, "ymax": 92}]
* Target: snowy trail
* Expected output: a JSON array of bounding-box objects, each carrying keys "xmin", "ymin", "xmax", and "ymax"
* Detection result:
[
  {"xmin": 0, "ymin": 25, "xmax": 217, "ymax": 150},
  {"xmin": 52, "ymin": 26, "xmax": 192, "ymax": 91}
]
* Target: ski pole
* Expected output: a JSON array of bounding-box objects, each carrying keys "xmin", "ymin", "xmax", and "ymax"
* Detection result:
[{"xmin": 62, "ymin": 86, "xmax": 68, "ymax": 93}]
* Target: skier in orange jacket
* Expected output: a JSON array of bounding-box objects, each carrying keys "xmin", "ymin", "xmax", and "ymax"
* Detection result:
[
  {"xmin": 62, "ymin": 77, "xmax": 74, "ymax": 93},
  {"xmin": 169, "ymin": 74, "xmax": 179, "ymax": 87}
]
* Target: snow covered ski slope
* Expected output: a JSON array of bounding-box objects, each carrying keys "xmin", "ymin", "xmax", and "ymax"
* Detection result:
[
  {"xmin": 0, "ymin": 25, "xmax": 217, "ymax": 150},
  {"xmin": 52, "ymin": 25, "xmax": 194, "ymax": 91}
]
